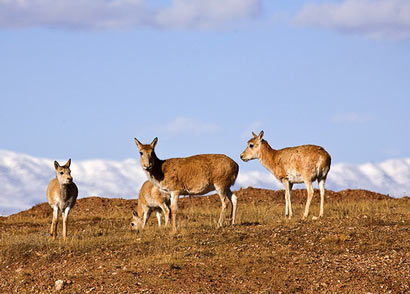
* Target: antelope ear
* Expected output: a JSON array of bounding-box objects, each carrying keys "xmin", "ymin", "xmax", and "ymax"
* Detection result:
[
  {"xmin": 134, "ymin": 138, "xmax": 142, "ymax": 149},
  {"xmin": 132, "ymin": 209, "xmax": 137, "ymax": 217},
  {"xmin": 251, "ymin": 131, "xmax": 257, "ymax": 138},
  {"xmin": 150, "ymin": 137, "xmax": 158, "ymax": 149},
  {"xmin": 257, "ymin": 130, "xmax": 264, "ymax": 141},
  {"xmin": 54, "ymin": 161, "xmax": 60, "ymax": 170},
  {"xmin": 64, "ymin": 159, "xmax": 71, "ymax": 168}
]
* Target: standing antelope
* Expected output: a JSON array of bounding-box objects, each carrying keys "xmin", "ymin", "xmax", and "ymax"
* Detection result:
[
  {"xmin": 131, "ymin": 180, "xmax": 171, "ymax": 232},
  {"xmin": 240, "ymin": 131, "xmax": 331, "ymax": 219},
  {"xmin": 46, "ymin": 159, "xmax": 78, "ymax": 240},
  {"xmin": 134, "ymin": 137, "xmax": 239, "ymax": 231}
]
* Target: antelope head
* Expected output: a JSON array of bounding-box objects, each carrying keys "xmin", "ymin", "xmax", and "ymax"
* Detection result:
[
  {"xmin": 134, "ymin": 137, "xmax": 158, "ymax": 171},
  {"xmin": 54, "ymin": 159, "xmax": 73, "ymax": 185},
  {"xmin": 240, "ymin": 130, "xmax": 264, "ymax": 162},
  {"xmin": 130, "ymin": 209, "xmax": 144, "ymax": 232}
]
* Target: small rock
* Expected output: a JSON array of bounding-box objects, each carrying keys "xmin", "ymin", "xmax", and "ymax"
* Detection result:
[{"xmin": 55, "ymin": 280, "xmax": 64, "ymax": 291}]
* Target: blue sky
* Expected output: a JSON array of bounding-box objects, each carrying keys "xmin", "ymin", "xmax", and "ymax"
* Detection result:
[{"xmin": 1, "ymin": 0, "xmax": 410, "ymax": 172}]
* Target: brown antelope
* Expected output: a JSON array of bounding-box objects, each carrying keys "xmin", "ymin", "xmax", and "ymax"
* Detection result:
[
  {"xmin": 46, "ymin": 159, "xmax": 78, "ymax": 240},
  {"xmin": 131, "ymin": 180, "xmax": 171, "ymax": 232},
  {"xmin": 240, "ymin": 131, "xmax": 331, "ymax": 219},
  {"xmin": 134, "ymin": 137, "xmax": 239, "ymax": 231}
]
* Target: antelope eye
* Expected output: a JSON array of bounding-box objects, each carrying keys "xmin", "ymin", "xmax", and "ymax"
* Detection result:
[
  {"xmin": 249, "ymin": 144, "xmax": 254, "ymax": 148},
  {"xmin": 60, "ymin": 171, "xmax": 64, "ymax": 175},
  {"xmin": 131, "ymin": 223, "xmax": 135, "ymax": 226},
  {"xmin": 139, "ymin": 152, "xmax": 143, "ymax": 156}
]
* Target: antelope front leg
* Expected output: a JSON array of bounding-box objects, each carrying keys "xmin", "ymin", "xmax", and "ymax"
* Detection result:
[
  {"xmin": 303, "ymin": 181, "xmax": 314, "ymax": 219},
  {"xmin": 160, "ymin": 203, "xmax": 170, "ymax": 226},
  {"xmin": 50, "ymin": 206, "xmax": 59, "ymax": 239},
  {"xmin": 282, "ymin": 180, "xmax": 293, "ymax": 219},
  {"xmin": 170, "ymin": 192, "xmax": 179, "ymax": 232},
  {"xmin": 62, "ymin": 207, "xmax": 70, "ymax": 241},
  {"xmin": 142, "ymin": 208, "xmax": 151, "ymax": 229},
  {"xmin": 225, "ymin": 189, "xmax": 237, "ymax": 225},
  {"xmin": 216, "ymin": 188, "xmax": 228, "ymax": 228},
  {"xmin": 156, "ymin": 211, "xmax": 162, "ymax": 227}
]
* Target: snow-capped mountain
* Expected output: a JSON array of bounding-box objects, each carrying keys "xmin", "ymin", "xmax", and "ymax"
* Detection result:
[{"xmin": 0, "ymin": 149, "xmax": 409, "ymax": 216}]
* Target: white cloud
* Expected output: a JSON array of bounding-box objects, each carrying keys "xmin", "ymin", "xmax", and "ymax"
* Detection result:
[
  {"xmin": 153, "ymin": 117, "xmax": 223, "ymax": 136},
  {"xmin": 331, "ymin": 112, "xmax": 371, "ymax": 124},
  {"xmin": 236, "ymin": 170, "xmax": 282, "ymax": 189},
  {"xmin": 0, "ymin": 0, "xmax": 261, "ymax": 30},
  {"xmin": 0, "ymin": 0, "xmax": 150, "ymax": 29},
  {"xmin": 156, "ymin": 0, "xmax": 261, "ymax": 29},
  {"xmin": 294, "ymin": 0, "xmax": 410, "ymax": 39}
]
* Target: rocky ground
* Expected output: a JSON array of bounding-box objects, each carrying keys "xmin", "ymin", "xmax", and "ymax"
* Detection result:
[{"xmin": 1, "ymin": 188, "xmax": 409, "ymax": 293}]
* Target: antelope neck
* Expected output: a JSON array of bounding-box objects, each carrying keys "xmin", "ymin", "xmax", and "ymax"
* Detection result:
[{"xmin": 259, "ymin": 140, "xmax": 277, "ymax": 169}]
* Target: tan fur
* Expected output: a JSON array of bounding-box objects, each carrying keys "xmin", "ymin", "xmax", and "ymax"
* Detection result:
[
  {"xmin": 131, "ymin": 180, "xmax": 170, "ymax": 232},
  {"xmin": 46, "ymin": 159, "xmax": 78, "ymax": 240},
  {"xmin": 134, "ymin": 137, "xmax": 239, "ymax": 231},
  {"xmin": 240, "ymin": 131, "xmax": 331, "ymax": 219}
]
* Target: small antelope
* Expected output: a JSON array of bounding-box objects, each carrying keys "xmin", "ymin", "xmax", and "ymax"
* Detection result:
[
  {"xmin": 240, "ymin": 131, "xmax": 331, "ymax": 219},
  {"xmin": 46, "ymin": 159, "xmax": 78, "ymax": 240},
  {"xmin": 134, "ymin": 137, "xmax": 239, "ymax": 231},
  {"xmin": 131, "ymin": 180, "xmax": 171, "ymax": 232}
]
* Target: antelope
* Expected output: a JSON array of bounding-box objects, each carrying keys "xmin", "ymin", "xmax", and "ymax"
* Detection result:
[
  {"xmin": 131, "ymin": 180, "xmax": 171, "ymax": 232},
  {"xmin": 46, "ymin": 159, "xmax": 78, "ymax": 240},
  {"xmin": 240, "ymin": 131, "xmax": 331, "ymax": 219},
  {"xmin": 134, "ymin": 137, "xmax": 239, "ymax": 232}
]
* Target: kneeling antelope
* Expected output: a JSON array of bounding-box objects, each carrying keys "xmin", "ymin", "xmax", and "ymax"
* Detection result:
[
  {"xmin": 131, "ymin": 180, "xmax": 171, "ymax": 232},
  {"xmin": 240, "ymin": 131, "xmax": 331, "ymax": 219},
  {"xmin": 134, "ymin": 137, "xmax": 239, "ymax": 232},
  {"xmin": 46, "ymin": 159, "xmax": 78, "ymax": 240}
]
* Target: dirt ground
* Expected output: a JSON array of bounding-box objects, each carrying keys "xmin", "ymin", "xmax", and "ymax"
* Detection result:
[{"xmin": 1, "ymin": 188, "xmax": 409, "ymax": 293}]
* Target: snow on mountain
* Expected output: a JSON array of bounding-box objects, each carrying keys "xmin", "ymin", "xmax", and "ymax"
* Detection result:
[
  {"xmin": 0, "ymin": 149, "xmax": 409, "ymax": 216},
  {"xmin": 327, "ymin": 159, "xmax": 410, "ymax": 197},
  {"xmin": 0, "ymin": 150, "xmax": 146, "ymax": 216}
]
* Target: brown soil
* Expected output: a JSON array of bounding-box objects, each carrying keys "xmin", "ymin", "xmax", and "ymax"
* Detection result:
[{"xmin": 1, "ymin": 188, "xmax": 409, "ymax": 293}]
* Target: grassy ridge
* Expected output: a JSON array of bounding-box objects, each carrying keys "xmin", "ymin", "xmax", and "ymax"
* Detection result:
[{"xmin": 0, "ymin": 188, "xmax": 409, "ymax": 293}]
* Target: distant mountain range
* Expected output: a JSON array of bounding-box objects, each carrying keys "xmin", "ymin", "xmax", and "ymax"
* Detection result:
[{"xmin": 1, "ymin": 149, "xmax": 409, "ymax": 216}]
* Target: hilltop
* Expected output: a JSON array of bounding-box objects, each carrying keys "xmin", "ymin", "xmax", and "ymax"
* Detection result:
[{"xmin": 1, "ymin": 188, "xmax": 409, "ymax": 293}]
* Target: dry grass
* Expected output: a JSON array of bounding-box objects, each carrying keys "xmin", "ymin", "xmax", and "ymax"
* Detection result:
[{"xmin": 0, "ymin": 188, "xmax": 409, "ymax": 293}]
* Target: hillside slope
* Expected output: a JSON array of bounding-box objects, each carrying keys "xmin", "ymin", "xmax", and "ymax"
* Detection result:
[{"xmin": 1, "ymin": 188, "xmax": 409, "ymax": 293}]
